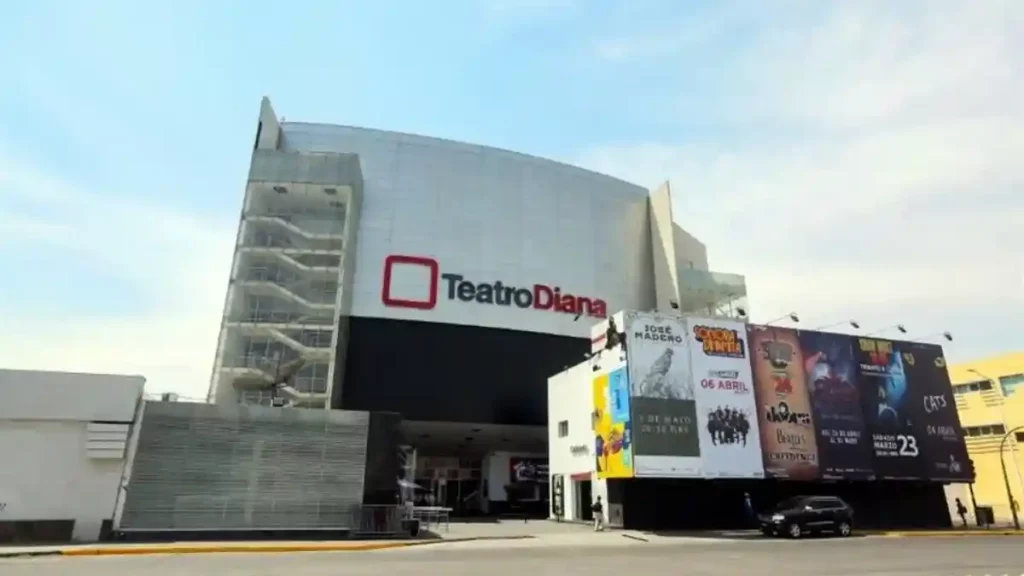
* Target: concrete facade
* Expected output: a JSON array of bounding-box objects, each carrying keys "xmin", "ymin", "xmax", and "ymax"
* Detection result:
[{"xmin": 0, "ymin": 369, "xmax": 144, "ymax": 542}]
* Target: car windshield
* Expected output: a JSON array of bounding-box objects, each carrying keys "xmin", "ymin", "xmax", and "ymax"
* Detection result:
[{"xmin": 772, "ymin": 497, "xmax": 806, "ymax": 512}]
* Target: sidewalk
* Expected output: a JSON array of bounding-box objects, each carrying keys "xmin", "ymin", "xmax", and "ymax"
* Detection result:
[
  {"xmin": 4, "ymin": 522, "xmax": 1021, "ymax": 558},
  {"xmin": 872, "ymin": 527, "xmax": 1024, "ymax": 537}
]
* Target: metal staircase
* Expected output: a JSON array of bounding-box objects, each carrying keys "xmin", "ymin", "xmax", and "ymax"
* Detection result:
[
  {"xmin": 210, "ymin": 187, "xmax": 346, "ymax": 409},
  {"xmin": 246, "ymin": 214, "xmax": 344, "ymax": 241},
  {"xmin": 237, "ymin": 246, "xmax": 339, "ymax": 274},
  {"xmin": 227, "ymin": 322, "xmax": 332, "ymax": 360},
  {"xmin": 238, "ymin": 279, "xmax": 336, "ymax": 312}
]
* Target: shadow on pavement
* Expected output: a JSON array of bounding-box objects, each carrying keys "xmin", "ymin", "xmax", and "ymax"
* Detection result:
[{"xmin": 641, "ymin": 529, "xmax": 870, "ymax": 541}]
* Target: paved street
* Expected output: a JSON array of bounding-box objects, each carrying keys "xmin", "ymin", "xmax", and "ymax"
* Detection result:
[{"xmin": 3, "ymin": 536, "xmax": 1024, "ymax": 576}]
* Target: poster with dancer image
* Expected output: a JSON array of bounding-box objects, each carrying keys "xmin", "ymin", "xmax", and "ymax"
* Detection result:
[
  {"xmin": 592, "ymin": 364, "xmax": 635, "ymax": 479},
  {"xmin": 799, "ymin": 330, "xmax": 874, "ymax": 480},
  {"xmin": 624, "ymin": 311, "xmax": 702, "ymax": 478},
  {"xmin": 855, "ymin": 337, "xmax": 925, "ymax": 480},
  {"xmin": 749, "ymin": 326, "xmax": 820, "ymax": 480},
  {"xmin": 687, "ymin": 317, "xmax": 764, "ymax": 478}
]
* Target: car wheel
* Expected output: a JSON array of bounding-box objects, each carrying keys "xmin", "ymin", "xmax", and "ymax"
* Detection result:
[
  {"xmin": 837, "ymin": 521, "xmax": 852, "ymax": 537},
  {"xmin": 787, "ymin": 523, "xmax": 802, "ymax": 539}
]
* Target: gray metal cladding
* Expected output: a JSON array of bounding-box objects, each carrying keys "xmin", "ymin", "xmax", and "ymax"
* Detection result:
[
  {"xmin": 248, "ymin": 149, "xmax": 363, "ymax": 188},
  {"xmin": 118, "ymin": 402, "xmax": 369, "ymax": 531}
]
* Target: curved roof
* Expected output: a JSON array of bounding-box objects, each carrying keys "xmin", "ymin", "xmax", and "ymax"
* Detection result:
[{"xmin": 279, "ymin": 121, "xmax": 650, "ymax": 195}]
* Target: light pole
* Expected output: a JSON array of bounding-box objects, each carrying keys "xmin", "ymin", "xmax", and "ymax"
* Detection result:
[
  {"xmin": 764, "ymin": 312, "xmax": 800, "ymax": 326},
  {"xmin": 910, "ymin": 331, "xmax": 954, "ymax": 343},
  {"xmin": 865, "ymin": 324, "xmax": 908, "ymax": 337},
  {"xmin": 1000, "ymin": 425, "xmax": 1024, "ymax": 530},
  {"xmin": 967, "ymin": 460, "xmax": 980, "ymax": 527},
  {"xmin": 812, "ymin": 320, "xmax": 860, "ymax": 331}
]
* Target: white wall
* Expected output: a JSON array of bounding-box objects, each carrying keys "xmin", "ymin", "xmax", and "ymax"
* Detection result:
[
  {"xmin": 0, "ymin": 370, "xmax": 143, "ymax": 541},
  {"xmin": 547, "ymin": 359, "xmax": 600, "ymax": 521},
  {"xmin": 648, "ymin": 181, "xmax": 681, "ymax": 313},
  {"xmin": 0, "ymin": 370, "xmax": 143, "ymax": 422},
  {"xmin": 548, "ymin": 362, "xmax": 598, "ymax": 478},
  {"xmin": 281, "ymin": 124, "xmax": 657, "ymax": 339},
  {"xmin": 672, "ymin": 224, "xmax": 709, "ymax": 272}
]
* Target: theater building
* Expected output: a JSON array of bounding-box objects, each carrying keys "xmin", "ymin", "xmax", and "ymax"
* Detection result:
[{"xmin": 207, "ymin": 97, "xmax": 747, "ymax": 513}]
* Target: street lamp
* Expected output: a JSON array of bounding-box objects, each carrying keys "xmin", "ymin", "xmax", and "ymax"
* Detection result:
[
  {"xmin": 1000, "ymin": 425, "xmax": 1024, "ymax": 530},
  {"xmin": 812, "ymin": 319, "xmax": 861, "ymax": 331},
  {"xmin": 911, "ymin": 331, "xmax": 954, "ymax": 342},
  {"xmin": 765, "ymin": 312, "xmax": 800, "ymax": 325},
  {"xmin": 865, "ymin": 324, "xmax": 908, "ymax": 337}
]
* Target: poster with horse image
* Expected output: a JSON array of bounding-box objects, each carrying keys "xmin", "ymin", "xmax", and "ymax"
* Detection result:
[{"xmin": 686, "ymin": 317, "xmax": 765, "ymax": 478}]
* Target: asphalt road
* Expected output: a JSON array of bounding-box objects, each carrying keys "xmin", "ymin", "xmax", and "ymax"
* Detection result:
[{"xmin": 3, "ymin": 536, "xmax": 1024, "ymax": 576}]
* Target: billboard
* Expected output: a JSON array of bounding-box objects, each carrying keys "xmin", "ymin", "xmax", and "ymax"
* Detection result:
[
  {"xmin": 510, "ymin": 457, "xmax": 549, "ymax": 483},
  {"xmin": 799, "ymin": 331, "xmax": 874, "ymax": 480},
  {"xmin": 592, "ymin": 365, "xmax": 635, "ymax": 479},
  {"xmin": 901, "ymin": 342, "xmax": 972, "ymax": 481},
  {"xmin": 749, "ymin": 326, "xmax": 820, "ymax": 480},
  {"xmin": 624, "ymin": 311, "xmax": 702, "ymax": 478},
  {"xmin": 855, "ymin": 337, "xmax": 925, "ymax": 479},
  {"xmin": 687, "ymin": 317, "xmax": 764, "ymax": 478},
  {"xmin": 605, "ymin": 313, "xmax": 972, "ymax": 483}
]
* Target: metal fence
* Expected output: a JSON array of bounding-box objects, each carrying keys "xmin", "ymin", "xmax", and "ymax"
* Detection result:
[{"xmin": 349, "ymin": 505, "xmax": 408, "ymax": 537}]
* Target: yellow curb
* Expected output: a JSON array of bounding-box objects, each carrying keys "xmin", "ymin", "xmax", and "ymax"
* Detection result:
[
  {"xmin": 876, "ymin": 530, "xmax": 1024, "ymax": 538},
  {"xmin": 60, "ymin": 541, "xmax": 427, "ymax": 556}
]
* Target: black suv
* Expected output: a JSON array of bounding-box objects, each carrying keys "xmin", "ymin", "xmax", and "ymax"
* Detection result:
[{"xmin": 759, "ymin": 495, "xmax": 854, "ymax": 538}]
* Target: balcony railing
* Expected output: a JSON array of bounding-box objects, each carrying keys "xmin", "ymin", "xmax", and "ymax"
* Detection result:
[
  {"xmin": 236, "ymin": 376, "xmax": 328, "ymax": 397},
  {"xmin": 235, "ymin": 310, "xmax": 335, "ymax": 326},
  {"xmin": 227, "ymin": 353, "xmax": 300, "ymax": 372},
  {"xmin": 238, "ymin": 271, "xmax": 338, "ymax": 305}
]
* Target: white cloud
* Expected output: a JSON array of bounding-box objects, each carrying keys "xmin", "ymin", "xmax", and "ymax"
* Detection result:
[
  {"xmin": 576, "ymin": 2, "xmax": 1024, "ymax": 362},
  {"xmin": 0, "ymin": 148, "xmax": 235, "ymax": 399}
]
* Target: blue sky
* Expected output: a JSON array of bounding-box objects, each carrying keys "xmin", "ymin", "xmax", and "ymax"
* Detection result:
[{"xmin": 2, "ymin": 0, "xmax": 1022, "ymax": 397}]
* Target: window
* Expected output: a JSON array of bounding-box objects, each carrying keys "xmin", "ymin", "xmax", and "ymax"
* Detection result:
[
  {"xmin": 955, "ymin": 380, "xmax": 995, "ymax": 394},
  {"xmin": 1016, "ymin": 431, "xmax": 1024, "ymax": 443},
  {"xmin": 558, "ymin": 420, "xmax": 569, "ymax": 438},
  {"xmin": 1000, "ymin": 374, "xmax": 1024, "ymax": 397},
  {"xmin": 964, "ymin": 424, "xmax": 1007, "ymax": 437},
  {"xmin": 810, "ymin": 497, "xmax": 846, "ymax": 510}
]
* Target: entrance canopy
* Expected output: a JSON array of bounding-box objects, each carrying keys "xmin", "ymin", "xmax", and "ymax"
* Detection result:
[{"xmin": 400, "ymin": 420, "xmax": 546, "ymax": 457}]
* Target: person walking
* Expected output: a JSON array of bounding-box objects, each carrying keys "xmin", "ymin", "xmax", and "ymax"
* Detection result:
[
  {"xmin": 592, "ymin": 496, "xmax": 605, "ymax": 531},
  {"xmin": 743, "ymin": 492, "xmax": 756, "ymax": 527},
  {"xmin": 955, "ymin": 498, "xmax": 969, "ymax": 528}
]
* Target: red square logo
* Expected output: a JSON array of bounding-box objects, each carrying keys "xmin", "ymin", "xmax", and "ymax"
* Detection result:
[{"xmin": 381, "ymin": 255, "xmax": 439, "ymax": 310}]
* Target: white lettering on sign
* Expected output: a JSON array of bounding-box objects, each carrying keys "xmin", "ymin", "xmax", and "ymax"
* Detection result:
[{"xmin": 923, "ymin": 394, "xmax": 948, "ymax": 414}]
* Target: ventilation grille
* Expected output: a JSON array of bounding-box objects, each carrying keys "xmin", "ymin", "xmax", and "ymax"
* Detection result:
[
  {"xmin": 118, "ymin": 402, "xmax": 368, "ymax": 531},
  {"xmin": 86, "ymin": 422, "xmax": 130, "ymax": 459}
]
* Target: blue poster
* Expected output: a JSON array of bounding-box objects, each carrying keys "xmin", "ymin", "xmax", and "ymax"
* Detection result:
[{"xmin": 609, "ymin": 367, "xmax": 632, "ymax": 423}]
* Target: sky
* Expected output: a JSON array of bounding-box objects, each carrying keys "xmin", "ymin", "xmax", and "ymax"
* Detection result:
[{"xmin": 1, "ymin": 0, "xmax": 1021, "ymax": 399}]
